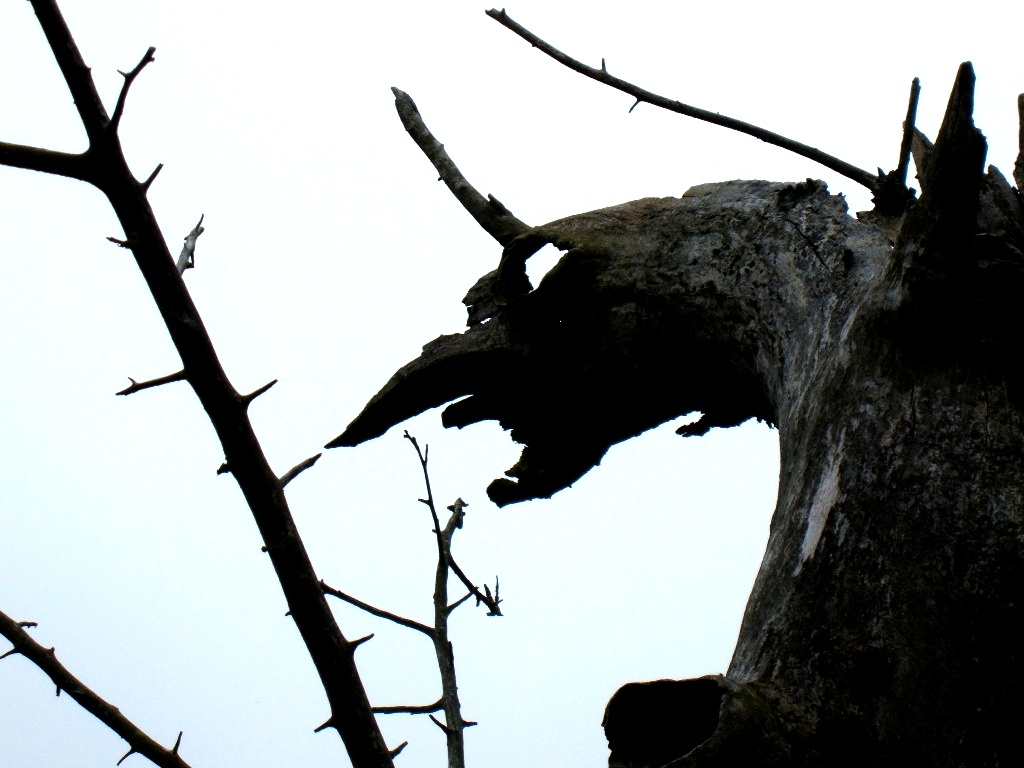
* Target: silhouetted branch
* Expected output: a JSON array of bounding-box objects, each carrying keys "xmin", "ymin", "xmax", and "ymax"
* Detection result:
[
  {"xmin": 0, "ymin": 610, "xmax": 192, "ymax": 768},
  {"xmin": 391, "ymin": 88, "xmax": 530, "ymax": 246},
  {"xmin": 321, "ymin": 581, "xmax": 434, "ymax": 636},
  {"xmin": 485, "ymin": 8, "xmax": 880, "ymax": 194},
  {"xmin": 373, "ymin": 698, "xmax": 444, "ymax": 715},
  {"xmin": 896, "ymin": 78, "xmax": 922, "ymax": 189},
  {"xmin": 110, "ymin": 47, "xmax": 156, "ymax": 131},
  {"xmin": 116, "ymin": 370, "xmax": 186, "ymax": 396},
  {"xmin": 404, "ymin": 432, "xmax": 502, "ymax": 616},
  {"xmin": 280, "ymin": 453, "xmax": 323, "ymax": 488}
]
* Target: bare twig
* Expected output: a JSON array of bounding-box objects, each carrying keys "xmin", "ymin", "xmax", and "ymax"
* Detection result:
[
  {"xmin": 896, "ymin": 78, "xmax": 922, "ymax": 189},
  {"xmin": 485, "ymin": 8, "xmax": 881, "ymax": 194},
  {"xmin": 116, "ymin": 370, "xmax": 187, "ymax": 396},
  {"xmin": 391, "ymin": 88, "xmax": 530, "ymax": 246},
  {"xmin": 321, "ymin": 581, "xmax": 435, "ymax": 636},
  {"xmin": 404, "ymin": 432, "xmax": 502, "ymax": 616},
  {"xmin": 111, "ymin": 47, "xmax": 156, "ymax": 131},
  {"xmin": 372, "ymin": 698, "xmax": 444, "ymax": 715},
  {"xmin": 0, "ymin": 610, "xmax": 192, "ymax": 768}
]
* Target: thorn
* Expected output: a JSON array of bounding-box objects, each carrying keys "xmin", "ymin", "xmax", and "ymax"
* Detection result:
[
  {"xmin": 55, "ymin": 684, "xmax": 61, "ymax": 697},
  {"xmin": 313, "ymin": 718, "xmax": 336, "ymax": 734},
  {"xmin": 17, "ymin": 621, "xmax": 37, "ymax": 629},
  {"xmin": 601, "ymin": 57, "xmax": 607, "ymax": 73},
  {"xmin": 116, "ymin": 747, "xmax": 137, "ymax": 766},
  {"xmin": 349, "ymin": 633, "xmax": 375, "ymax": 651},
  {"xmin": 418, "ymin": 498, "xmax": 430, "ymax": 506},
  {"xmin": 463, "ymin": 719, "xmax": 479, "ymax": 728},
  {"xmin": 107, "ymin": 236, "xmax": 132, "ymax": 248},
  {"xmin": 217, "ymin": 462, "xmax": 231, "ymax": 476},
  {"xmin": 0, "ymin": 648, "xmax": 20, "ymax": 661},
  {"xmin": 141, "ymin": 163, "xmax": 163, "ymax": 192},
  {"xmin": 628, "ymin": 98, "xmax": 642, "ymax": 114},
  {"xmin": 241, "ymin": 379, "xmax": 278, "ymax": 406},
  {"xmin": 280, "ymin": 453, "xmax": 323, "ymax": 488},
  {"xmin": 389, "ymin": 741, "xmax": 409, "ymax": 759},
  {"xmin": 429, "ymin": 714, "xmax": 452, "ymax": 735},
  {"xmin": 171, "ymin": 731, "xmax": 183, "ymax": 755},
  {"xmin": 261, "ymin": 545, "xmax": 268, "ymax": 553}
]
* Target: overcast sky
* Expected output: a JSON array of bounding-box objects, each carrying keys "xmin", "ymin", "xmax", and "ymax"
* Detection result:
[{"xmin": 1, "ymin": 2, "xmax": 1020, "ymax": 767}]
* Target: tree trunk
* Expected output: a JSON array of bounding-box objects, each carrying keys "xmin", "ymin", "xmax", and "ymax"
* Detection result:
[{"xmin": 336, "ymin": 65, "xmax": 1024, "ymax": 766}]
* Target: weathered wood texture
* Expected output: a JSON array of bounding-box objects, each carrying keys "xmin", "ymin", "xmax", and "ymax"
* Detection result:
[{"xmin": 340, "ymin": 65, "xmax": 1024, "ymax": 766}]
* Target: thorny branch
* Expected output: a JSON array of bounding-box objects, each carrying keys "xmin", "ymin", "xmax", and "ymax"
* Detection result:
[
  {"xmin": 405, "ymin": 432, "xmax": 502, "ymax": 616},
  {"xmin": 323, "ymin": 434, "xmax": 498, "ymax": 767},
  {"xmin": 0, "ymin": 3, "xmax": 395, "ymax": 766},
  {"xmin": 484, "ymin": 8, "xmax": 918, "ymax": 214},
  {"xmin": 0, "ymin": 610, "xmax": 191, "ymax": 768}
]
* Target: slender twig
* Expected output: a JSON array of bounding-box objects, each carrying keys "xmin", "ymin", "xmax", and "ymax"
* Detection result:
[
  {"xmin": 404, "ymin": 432, "xmax": 502, "ymax": 616},
  {"xmin": 0, "ymin": 611, "xmax": 192, "ymax": 768},
  {"xmin": 391, "ymin": 88, "xmax": 530, "ymax": 246},
  {"xmin": 116, "ymin": 370, "xmax": 187, "ymax": 396},
  {"xmin": 485, "ymin": 8, "xmax": 880, "ymax": 193},
  {"xmin": 372, "ymin": 698, "xmax": 444, "ymax": 715},
  {"xmin": 111, "ymin": 48, "xmax": 156, "ymax": 131},
  {"xmin": 321, "ymin": 581, "xmax": 434, "ymax": 636},
  {"xmin": 8, "ymin": 4, "xmax": 394, "ymax": 766}
]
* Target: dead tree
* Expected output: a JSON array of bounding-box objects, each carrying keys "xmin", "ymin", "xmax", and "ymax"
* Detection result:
[{"xmin": 336, "ymin": 12, "xmax": 1024, "ymax": 767}]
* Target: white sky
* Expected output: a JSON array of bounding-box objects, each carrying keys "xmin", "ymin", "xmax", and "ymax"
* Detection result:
[{"xmin": 0, "ymin": 2, "xmax": 1019, "ymax": 767}]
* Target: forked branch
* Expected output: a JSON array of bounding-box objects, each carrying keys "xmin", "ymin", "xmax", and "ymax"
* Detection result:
[{"xmin": 0, "ymin": 610, "xmax": 192, "ymax": 768}]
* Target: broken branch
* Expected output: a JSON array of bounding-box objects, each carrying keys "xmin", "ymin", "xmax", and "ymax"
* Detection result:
[
  {"xmin": 391, "ymin": 88, "xmax": 530, "ymax": 246},
  {"xmin": 0, "ymin": 610, "xmax": 192, "ymax": 768},
  {"xmin": 485, "ymin": 8, "xmax": 880, "ymax": 193},
  {"xmin": 175, "ymin": 215, "xmax": 204, "ymax": 275}
]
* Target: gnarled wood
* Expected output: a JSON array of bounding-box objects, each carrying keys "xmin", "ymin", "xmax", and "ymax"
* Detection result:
[{"xmin": 340, "ymin": 64, "xmax": 1024, "ymax": 765}]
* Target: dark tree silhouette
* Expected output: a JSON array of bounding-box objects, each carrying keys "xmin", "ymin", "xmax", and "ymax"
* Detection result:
[{"xmin": 337, "ymin": 13, "xmax": 1024, "ymax": 767}]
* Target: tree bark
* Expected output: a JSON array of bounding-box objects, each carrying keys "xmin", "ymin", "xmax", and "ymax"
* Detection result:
[{"xmin": 338, "ymin": 65, "xmax": 1024, "ymax": 766}]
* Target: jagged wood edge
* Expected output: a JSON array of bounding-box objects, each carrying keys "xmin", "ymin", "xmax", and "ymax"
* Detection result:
[
  {"xmin": 1, "ymin": 3, "xmax": 393, "ymax": 766},
  {"xmin": 0, "ymin": 611, "xmax": 191, "ymax": 768}
]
